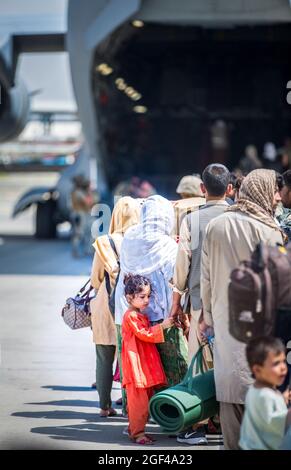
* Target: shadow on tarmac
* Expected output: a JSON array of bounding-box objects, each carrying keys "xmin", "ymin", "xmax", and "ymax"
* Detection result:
[
  {"xmin": 11, "ymin": 407, "xmax": 219, "ymax": 449},
  {"xmin": 29, "ymin": 422, "xmax": 145, "ymax": 446},
  {"xmin": 28, "ymin": 422, "xmax": 219, "ymax": 448},
  {"xmin": 12, "ymin": 410, "xmax": 104, "ymax": 421},
  {"xmin": 42, "ymin": 385, "xmax": 95, "ymax": 392},
  {"xmin": 26, "ymin": 399, "xmax": 102, "ymax": 408}
]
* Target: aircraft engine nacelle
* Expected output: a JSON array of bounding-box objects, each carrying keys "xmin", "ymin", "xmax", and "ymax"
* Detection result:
[{"xmin": 0, "ymin": 79, "xmax": 30, "ymax": 142}]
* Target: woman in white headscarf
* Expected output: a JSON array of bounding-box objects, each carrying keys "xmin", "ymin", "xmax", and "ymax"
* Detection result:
[{"xmin": 115, "ymin": 195, "xmax": 188, "ymax": 388}]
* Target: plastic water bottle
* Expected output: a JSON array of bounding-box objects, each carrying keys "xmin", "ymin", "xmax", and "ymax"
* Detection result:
[{"xmin": 207, "ymin": 334, "xmax": 214, "ymax": 351}]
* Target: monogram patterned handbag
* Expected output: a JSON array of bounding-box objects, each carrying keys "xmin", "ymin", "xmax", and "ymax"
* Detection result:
[{"xmin": 61, "ymin": 279, "xmax": 94, "ymax": 329}]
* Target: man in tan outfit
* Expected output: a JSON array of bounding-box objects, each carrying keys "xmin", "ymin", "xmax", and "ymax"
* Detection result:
[
  {"xmin": 172, "ymin": 175, "xmax": 206, "ymax": 241},
  {"xmin": 201, "ymin": 169, "xmax": 284, "ymax": 449},
  {"xmin": 171, "ymin": 164, "xmax": 231, "ymax": 445},
  {"xmin": 71, "ymin": 175, "xmax": 94, "ymax": 257}
]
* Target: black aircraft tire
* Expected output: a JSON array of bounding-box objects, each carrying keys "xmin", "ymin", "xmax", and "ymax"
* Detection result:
[{"xmin": 35, "ymin": 200, "xmax": 57, "ymax": 239}]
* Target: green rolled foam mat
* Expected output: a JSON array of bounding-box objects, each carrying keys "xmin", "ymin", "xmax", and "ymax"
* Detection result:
[{"xmin": 149, "ymin": 348, "xmax": 219, "ymax": 433}]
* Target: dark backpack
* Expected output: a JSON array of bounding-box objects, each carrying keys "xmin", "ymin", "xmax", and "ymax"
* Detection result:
[
  {"xmin": 104, "ymin": 235, "xmax": 120, "ymax": 318},
  {"xmin": 228, "ymin": 242, "xmax": 291, "ymax": 344}
]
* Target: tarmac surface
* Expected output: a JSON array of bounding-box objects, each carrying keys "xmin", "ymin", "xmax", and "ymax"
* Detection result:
[{"xmin": 0, "ymin": 173, "xmax": 221, "ymax": 450}]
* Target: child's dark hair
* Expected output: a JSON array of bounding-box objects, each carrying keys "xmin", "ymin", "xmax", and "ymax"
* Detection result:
[
  {"xmin": 246, "ymin": 336, "xmax": 285, "ymax": 370},
  {"xmin": 124, "ymin": 274, "xmax": 152, "ymax": 296}
]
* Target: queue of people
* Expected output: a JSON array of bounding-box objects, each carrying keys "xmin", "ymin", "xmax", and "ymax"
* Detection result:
[{"xmin": 88, "ymin": 165, "xmax": 291, "ymax": 449}]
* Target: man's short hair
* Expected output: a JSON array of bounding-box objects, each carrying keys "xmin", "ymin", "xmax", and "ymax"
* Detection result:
[
  {"xmin": 229, "ymin": 172, "xmax": 238, "ymax": 187},
  {"xmin": 282, "ymin": 170, "xmax": 291, "ymax": 190},
  {"xmin": 202, "ymin": 164, "xmax": 230, "ymax": 197},
  {"xmin": 246, "ymin": 336, "xmax": 285, "ymax": 370}
]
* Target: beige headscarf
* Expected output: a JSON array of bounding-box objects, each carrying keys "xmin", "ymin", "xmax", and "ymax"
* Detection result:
[
  {"xmin": 92, "ymin": 196, "xmax": 141, "ymax": 276},
  {"xmin": 227, "ymin": 169, "xmax": 284, "ymax": 239},
  {"xmin": 108, "ymin": 196, "xmax": 140, "ymax": 235}
]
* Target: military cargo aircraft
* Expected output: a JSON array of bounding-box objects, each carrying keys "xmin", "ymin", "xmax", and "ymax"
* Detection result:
[{"xmin": 1, "ymin": 0, "xmax": 291, "ymax": 236}]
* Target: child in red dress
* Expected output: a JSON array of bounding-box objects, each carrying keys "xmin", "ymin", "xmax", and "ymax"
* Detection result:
[{"xmin": 122, "ymin": 274, "xmax": 174, "ymax": 445}]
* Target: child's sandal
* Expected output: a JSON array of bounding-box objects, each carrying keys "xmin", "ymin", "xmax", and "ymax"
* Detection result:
[{"xmin": 134, "ymin": 435, "xmax": 154, "ymax": 445}]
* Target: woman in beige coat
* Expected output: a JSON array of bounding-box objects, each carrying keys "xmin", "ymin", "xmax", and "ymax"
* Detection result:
[
  {"xmin": 90, "ymin": 197, "xmax": 140, "ymax": 417},
  {"xmin": 201, "ymin": 169, "xmax": 285, "ymax": 449}
]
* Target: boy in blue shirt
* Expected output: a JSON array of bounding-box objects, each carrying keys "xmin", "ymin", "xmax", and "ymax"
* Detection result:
[{"xmin": 240, "ymin": 336, "xmax": 291, "ymax": 450}]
